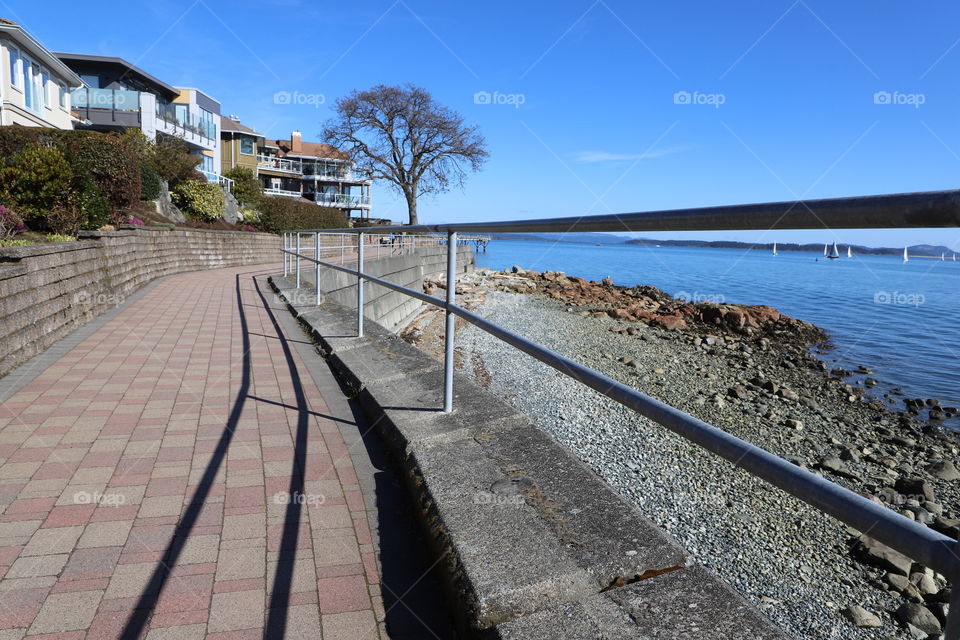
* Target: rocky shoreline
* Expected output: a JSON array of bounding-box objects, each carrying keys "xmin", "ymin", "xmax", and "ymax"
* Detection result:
[{"xmin": 402, "ymin": 267, "xmax": 959, "ymax": 640}]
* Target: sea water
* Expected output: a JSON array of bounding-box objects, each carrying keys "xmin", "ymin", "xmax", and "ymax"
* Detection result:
[{"xmin": 475, "ymin": 240, "xmax": 960, "ymax": 417}]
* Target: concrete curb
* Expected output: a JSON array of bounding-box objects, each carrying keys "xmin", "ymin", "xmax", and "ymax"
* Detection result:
[{"xmin": 269, "ymin": 274, "xmax": 790, "ymax": 639}]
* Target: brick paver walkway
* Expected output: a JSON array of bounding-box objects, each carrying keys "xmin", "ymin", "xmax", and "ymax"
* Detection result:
[{"xmin": 0, "ymin": 265, "xmax": 383, "ymax": 639}]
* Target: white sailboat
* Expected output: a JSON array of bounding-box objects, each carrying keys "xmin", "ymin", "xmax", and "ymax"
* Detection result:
[
  {"xmin": 903, "ymin": 247, "xmax": 909, "ymax": 263},
  {"xmin": 941, "ymin": 252, "xmax": 946, "ymax": 261},
  {"xmin": 772, "ymin": 242, "xmax": 778, "ymax": 256},
  {"xmin": 823, "ymin": 244, "xmax": 829, "ymax": 257},
  {"xmin": 954, "ymin": 253, "xmax": 957, "ymax": 262},
  {"xmin": 827, "ymin": 243, "xmax": 840, "ymax": 260},
  {"xmin": 847, "ymin": 246, "xmax": 853, "ymax": 258}
]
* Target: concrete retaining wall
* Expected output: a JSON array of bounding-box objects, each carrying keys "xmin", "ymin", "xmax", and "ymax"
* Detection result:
[
  {"xmin": 293, "ymin": 243, "xmax": 475, "ymax": 332},
  {"xmin": 0, "ymin": 226, "xmax": 280, "ymax": 378}
]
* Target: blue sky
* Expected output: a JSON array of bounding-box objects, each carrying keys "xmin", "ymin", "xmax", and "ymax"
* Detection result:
[{"xmin": 10, "ymin": 0, "xmax": 960, "ymax": 247}]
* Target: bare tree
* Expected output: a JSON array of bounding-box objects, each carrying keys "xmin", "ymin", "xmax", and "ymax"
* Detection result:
[{"xmin": 323, "ymin": 84, "xmax": 488, "ymax": 225}]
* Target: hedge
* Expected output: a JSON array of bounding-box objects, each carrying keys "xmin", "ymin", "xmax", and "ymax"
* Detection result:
[{"xmin": 256, "ymin": 197, "xmax": 347, "ymax": 233}]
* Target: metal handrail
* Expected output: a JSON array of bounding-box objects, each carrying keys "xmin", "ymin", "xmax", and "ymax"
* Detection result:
[{"xmin": 280, "ymin": 189, "xmax": 960, "ymax": 639}]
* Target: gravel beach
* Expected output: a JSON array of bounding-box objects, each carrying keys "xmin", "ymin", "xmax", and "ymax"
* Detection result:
[{"xmin": 404, "ymin": 268, "xmax": 960, "ymax": 640}]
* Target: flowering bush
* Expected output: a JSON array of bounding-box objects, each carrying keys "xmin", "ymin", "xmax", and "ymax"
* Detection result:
[
  {"xmin": 126, "ymin": 217, "xmax": 146, "ymax": 226},
  {"xmin": 239, "ymin": 224, "xmax": 258, "ymax": 232},
  {"xmin": 0, "ymin": 205, "xmax": 24, "ymax": 240}
]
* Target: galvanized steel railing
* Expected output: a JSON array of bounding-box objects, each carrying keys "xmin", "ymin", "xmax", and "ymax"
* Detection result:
[{"xmin": 281, "ymin": 189, "xmax": 960, "ymax": 638}]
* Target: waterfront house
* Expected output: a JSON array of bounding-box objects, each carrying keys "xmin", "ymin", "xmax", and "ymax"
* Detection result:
[
  {"xmin": 259, "ymin": 131, "xmax": 372, "ymax": 220},
  {"xmin": 220, "ymin": 115, "xmax": 264, "ymax": 174},
  {"xmin": 55, "ymin": 53, "xmax": 225, "ymax": 187},
  {"xmin": 0, "ymin": 19, "xmax": 83, "ymax": 129}
]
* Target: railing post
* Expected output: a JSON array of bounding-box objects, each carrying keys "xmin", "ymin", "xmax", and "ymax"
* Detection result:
[
  {"xmin": 945, "ymin": 542, "xmax": 960, "ymax": 640},
  {"xmin": 282, "ymin": 232, "xmax": 288, "ymax": 276},
  {"xmin": 443, "ymin": 231, "xmax": 457, "ymax": 413},
  {"xmin": 295, "ymin": 232, "xmax": 301, "ymax": 288},
  {"xmin": 315, "ymin": 232, "xmax": 321, "ymax": 306},
  {"xmin": 340, "ymin": 234, "xmax": 345, "ymax": 265},
  {"xmin": 357, "ymin": 232, "xmax": 365, "ymax": 338}
]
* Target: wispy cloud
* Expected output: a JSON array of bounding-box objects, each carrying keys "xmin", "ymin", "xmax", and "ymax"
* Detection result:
[{"xmin": 574, "ymin": 146, "xmax": 686, "ymax": 163}]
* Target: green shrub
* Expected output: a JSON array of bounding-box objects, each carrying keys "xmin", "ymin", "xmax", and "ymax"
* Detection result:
[
  {"xmin": 257, "ymin": 197, "xmax": 347, "ymax": 233},
  {"xmin": 0, "ymin": 128, "xmax": 139, "ymax": 226},
  {"xmin": 70, "ymin": 176, "xmax": 112, "ymax": 230},
  {"xmin": 171, "ymin": 180, "xmax": 225, "ymax": 222},
  {"xmin": 60, "ymin": 131, "xmax": 140, "ymax": 213},
  {"xmin": 140, "ymin": 165, "xmax": 162, "ymax": 200},
  {"xmin": 0, "ymin": 143, "xmax": 73, "ymax": 225},
  {"xmin": 223, "ymin": 166, "xmax": 264, "ymax": 207},
  {"xmin": 147, "ymin": 136, "xmax": 201, "ymax": 185}
]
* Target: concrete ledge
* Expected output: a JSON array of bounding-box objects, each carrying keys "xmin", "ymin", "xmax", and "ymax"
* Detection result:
[{"xmin": 270, "ymin": 276, "xmax": 791, "ymax": 639}]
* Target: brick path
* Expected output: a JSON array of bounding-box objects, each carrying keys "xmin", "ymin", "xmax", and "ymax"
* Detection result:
[{"xmin": 0, "ymin": 265, "xmax": 384, "ymax": 639}]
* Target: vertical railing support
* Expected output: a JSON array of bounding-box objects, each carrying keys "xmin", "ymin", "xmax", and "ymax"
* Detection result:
[
  {"xmin": 945, "ymin": 539, "xmax": 960, "ymax": 640},
  {"xmin": 295, "ymin": 232, "xmax": 301, "ymax": 288},
  {"xmin": 315, "ymin": 232, "xmax": 321, "ymax": 306},
  {"xmin": 340, "ymin": 235, "xmax": 345, "ymax": 265},
  {"xmin": 282, "ymin": 232, "xmax": 288, "ymax": 276},
  {"xmin": 357, "ymin": 232, "xmax": 365, "ymax": 338},
  {"xmin": 443, "ymin": 231, "xmax": 457, "ymax": 413}
]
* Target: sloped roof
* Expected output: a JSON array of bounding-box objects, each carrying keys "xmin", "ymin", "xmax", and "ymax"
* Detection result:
[
  {"xmin": 272, "ymin": 139, "xmax": 351, "ymax": 162},
  {"xmin": 220, "ymin": 116, "xmax": 263, "ymax": 137}
]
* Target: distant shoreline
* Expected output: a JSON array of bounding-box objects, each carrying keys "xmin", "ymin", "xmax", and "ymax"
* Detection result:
[{"xmin": 488, "ymin": 233, "xmax": 957, "ymax": 258}]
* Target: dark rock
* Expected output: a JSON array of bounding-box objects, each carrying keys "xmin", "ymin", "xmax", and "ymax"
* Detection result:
[
  {"xmin": 854, "ymin": 535, "xmax": 913, "ymax": 576},
  {"xmin": 895, "ymin": 602, "xmax": 942, "ymax": 635},
  {"xmin": 895, "ymin": 477, "xmax": 936, "ymax": 503}
]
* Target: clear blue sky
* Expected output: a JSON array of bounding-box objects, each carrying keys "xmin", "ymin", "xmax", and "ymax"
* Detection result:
[{"xmin": 10, "ymin": 1, "xmax": 960, "ymax": 247}]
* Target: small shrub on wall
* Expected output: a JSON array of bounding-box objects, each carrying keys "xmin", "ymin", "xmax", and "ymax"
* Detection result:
[{"xmin": 171, "ymin": 180, "xmax": 226, "ymax": 222}]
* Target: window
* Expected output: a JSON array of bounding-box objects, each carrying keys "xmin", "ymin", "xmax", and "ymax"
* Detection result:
[
  {"xmin": 40, "ymin": 68, "xmax": 50, "ymax": 109},
  {"xmin": 80, "ymin": 74, "xmax": 99, "ymax": 88},
  {"xmin": 57, "ymin": 82, "xmax": 68, "ymax": 109},
  {"xmin": 240, "ymin": 136, "xmax": 254, "ymax": 155},
  {"xmin": 8, "ymin": 45, "xmax": 21, "ymax": 90},
  {"xmin": 22, "ymin": 57, "xmax": 33, "ymax": 110}
]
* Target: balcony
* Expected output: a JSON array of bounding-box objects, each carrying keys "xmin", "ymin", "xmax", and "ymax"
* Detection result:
[
  {"xmin": 257, "ymin": 155, "xmax": 302, "ymax": 175},
  {"xmin": 155, "ymin": 103, "xmax": 216, "ymax": 146},
  {"xmin": 300, "ymin": 161, "xmax": 371, "ymax": 183},
  {"xmin": 312, "ymin": 193, "xmax": 371, "ymax": 208},
  {"xmin": 263, "ymin": 187, "xmax": 303, "ymax": 198},
  {"xmin": 71, "ymin": 88, "xmax": 142, "ymax": 128}
]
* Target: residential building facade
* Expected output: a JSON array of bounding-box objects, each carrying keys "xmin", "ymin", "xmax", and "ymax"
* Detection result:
[
  {"xmin": 55, "ymin": 54, "xmax": 223, "ymax": 186},
  {"xmin": 0, "ymin": 19, "xmax": 82, "ymax": 129},
  {"xmin": 259, "ymin": 131, "xmax": 372, "ymax": 219},
  {"xmin": 220, "ymin": 115, "xmax": 264, "ymax": 174}
]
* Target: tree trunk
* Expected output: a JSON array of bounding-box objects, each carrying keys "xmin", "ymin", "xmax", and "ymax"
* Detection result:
[{"xmin": 404, "ymin": 189, "xmax": 418, "ymax": 226}]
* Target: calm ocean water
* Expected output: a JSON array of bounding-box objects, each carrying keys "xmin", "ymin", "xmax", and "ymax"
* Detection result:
[{"xmin": 475, "ymin": 239, "xmax": 960, "ymax": 416}]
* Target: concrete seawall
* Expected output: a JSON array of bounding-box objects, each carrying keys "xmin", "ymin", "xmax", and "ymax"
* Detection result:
[
  {"xmin": 270, "ymin": 275, "xmax": 790, "ymax": 639},
  {"xmin": 299, "ymin": 242, "xmax": 474, "ymax": 332},
  {"xmin": 0, "ymin": 226, "xmax": 281, "ymax": 378}
]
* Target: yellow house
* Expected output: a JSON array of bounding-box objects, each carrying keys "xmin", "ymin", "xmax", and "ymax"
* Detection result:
[{"xmin": 220, "ymin": 115, "xmax": 264, "ymax": 175}]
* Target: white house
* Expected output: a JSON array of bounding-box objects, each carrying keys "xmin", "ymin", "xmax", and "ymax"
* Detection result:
[{"xmin": 0, "ymin": 18, "xmax": 82, "ymax": 129}]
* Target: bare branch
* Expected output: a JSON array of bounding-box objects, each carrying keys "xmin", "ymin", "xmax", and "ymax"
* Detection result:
[{"xmin": 323, "ymin": 84, "xmax": 488, "ymax": 225}]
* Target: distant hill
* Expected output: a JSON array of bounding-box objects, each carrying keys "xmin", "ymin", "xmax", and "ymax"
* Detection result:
[
  {"xmin": 624, "ymin": 238, "xmax": 956, "ymax": 257},
  {"xmin": 488, "ymin": 232, "xmax": 632, "ymax": 244}
]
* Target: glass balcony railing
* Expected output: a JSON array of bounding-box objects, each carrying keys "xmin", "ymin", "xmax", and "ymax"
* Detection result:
[
  {"xmin": 71, "ymin": 88, "xmax": 141, "ymax": 112},
  {"xmin": 313, "ymin": 193, "xmax": 371, "ymax": 206},
  {"xmin": 155, "ymin": 103, "xmax": 216, "ymax": 141},
  {"xmin": 257, "ymin": 154, "xmax": 302, "ymax": 174}
]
